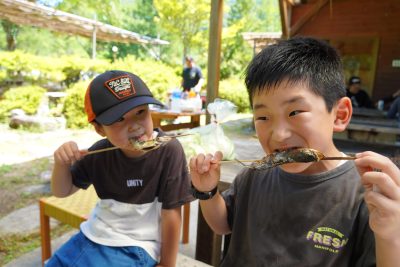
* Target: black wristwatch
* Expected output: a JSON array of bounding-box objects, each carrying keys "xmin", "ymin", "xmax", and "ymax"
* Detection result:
[{"xmin": 191, "ymin": 183, "xmax": 218, "ymax": 200}]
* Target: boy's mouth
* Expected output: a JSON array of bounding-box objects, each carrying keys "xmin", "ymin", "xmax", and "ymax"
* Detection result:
[
  {"xmin": 274, "ymin": 146, "xmax": 302, "ymax": 153},
  {"xmin": 130, "ymin": 133, "xmax": 147, "ymax": 142}
]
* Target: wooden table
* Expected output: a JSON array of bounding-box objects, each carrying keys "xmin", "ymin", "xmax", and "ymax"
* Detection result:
[{"xmin": 151, "ymin": 110, "xmax": 204, "ymax": 131}]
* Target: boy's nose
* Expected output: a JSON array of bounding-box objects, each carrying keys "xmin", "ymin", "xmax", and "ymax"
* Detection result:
[
  {"xmin": 271, "ymin": 122, "xmax": 291, "ymax": 142},
  {"xmin": 128, "ymin": 123, "xmax": 142, "ymax": 133}
]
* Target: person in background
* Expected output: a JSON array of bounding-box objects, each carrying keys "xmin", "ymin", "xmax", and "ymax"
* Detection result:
[
  {"xmin": 346, "ymin": 76, "xmax": 375, "ymax": 108},
  {"xmin": 181, "ymin": 56, "xmax": 204, "ymax": 93},
  {"xmin": 387, "ymin": 93, "xmax": 400, "ymax": 123},
  {"xmin": 190, "ymin": 37, "xmax": 400, "ymax": 266},
  {"xmin": 377, "ymin": 89, "xmax": 400, "ymax": 110},
  {"xmin": 46, "ymin": 70, "xmax": 193, "ymax": 267}
]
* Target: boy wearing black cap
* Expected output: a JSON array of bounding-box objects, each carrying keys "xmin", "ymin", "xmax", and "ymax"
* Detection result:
[
  {"xmin": 47, "ymin": 70, "xmax": 193, "ymax": 266},
  {"xmin": 346, "ymin": 76, "xmax": 374, "ymax": 108}
]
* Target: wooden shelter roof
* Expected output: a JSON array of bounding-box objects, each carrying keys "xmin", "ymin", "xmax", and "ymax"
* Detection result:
[
  {"xmin": 0, "ymin": 0, "xmax": 169, "ymax": 45},
  {"xmin": 242, "ymin": 32, "xmax": 282, "ymax": 54}
]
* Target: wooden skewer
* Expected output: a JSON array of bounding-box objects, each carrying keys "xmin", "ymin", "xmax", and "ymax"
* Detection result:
[
  {"xmin": 84, "ymin": 133, "xmax": 193, "ymax": 155},
  {"xmin": 85, "ymin": 146, "xmax": 120, "ymax": 155},
  {"xmin": 321, "ymin": 156, "xmax": 356, "ymax": 160},
  {"xmin": 220, "ymin": 156, "xmax": 356, "ymax": 164},
  {"xmin": 220, "ymin": 159, "xmax": 259, "ymax": 163}
]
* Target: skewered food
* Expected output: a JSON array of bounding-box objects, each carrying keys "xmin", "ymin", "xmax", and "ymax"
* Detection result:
[
  {"xmin": 242, "ymin": 148, "xmax": 355, "ymax": 170},
  {"xmin": 129, "ymin": 136, "xmax": 174, "ymax": 151}
]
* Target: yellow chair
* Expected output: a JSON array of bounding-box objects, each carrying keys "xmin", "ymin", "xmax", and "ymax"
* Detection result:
[
  {"xmin": 39, "ymin": 186, "xmax": 98, "ymax": 266},
  {"xmin": 39, "ymin": 186, "xmax": 190, "ymax": 266}
]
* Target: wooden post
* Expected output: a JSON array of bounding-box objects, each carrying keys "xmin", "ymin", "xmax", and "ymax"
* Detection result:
[{"xmin": 206, "ymin": 0, "xmax": 224, "ymax": 124}]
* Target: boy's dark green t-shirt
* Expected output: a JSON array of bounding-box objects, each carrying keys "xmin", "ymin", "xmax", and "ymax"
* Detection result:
[{"xmin": 221, "ymin": 161, "xmax": 375, "ymax": 267}]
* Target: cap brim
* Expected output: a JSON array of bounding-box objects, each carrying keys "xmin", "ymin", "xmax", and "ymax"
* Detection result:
[{"xmin": 95, "ymin": 96, "xmax": 164, "ymax": 125}]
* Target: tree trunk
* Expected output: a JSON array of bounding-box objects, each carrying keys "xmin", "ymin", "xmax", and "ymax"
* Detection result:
[{"xmin": 1, "ymin": 20, "xmax": 19, "ymax": 51}]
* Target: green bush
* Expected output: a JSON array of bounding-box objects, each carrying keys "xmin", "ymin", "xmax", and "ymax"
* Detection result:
[
  {"xmin": 112, "ymin": 56, "xmax": 181, "ymax": 103},
  {"xmin": 62, "ymin": 81, "xmax": 90, "ymax": 129},
  {"xmin": 0, "ymin": 85, "xmax": 46, "ymax": 122},
  {"xmin": 219, "ymin": 77, "xmax": 250, "ymax": 113},
  {"xmin": 0, "ymin": 50, "xmax": 65, "ymax": 85},
  {"xmin": 60, "ymin": 56, "xmax": 110, "ymax": 87}
]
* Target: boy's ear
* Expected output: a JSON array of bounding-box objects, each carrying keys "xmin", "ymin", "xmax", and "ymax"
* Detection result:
[
  {"xmin": 91, "ymin": 121, "xmax": 106, "ymax": 137},
  {"xmin": 333, "ymin": 97, "xmax": 352, "ymax": 132}
]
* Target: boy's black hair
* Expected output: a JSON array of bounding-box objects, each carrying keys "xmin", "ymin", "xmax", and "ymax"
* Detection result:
[{"xmin": 245, "ymin": 36, "xmax": 346, "ymax": 111}]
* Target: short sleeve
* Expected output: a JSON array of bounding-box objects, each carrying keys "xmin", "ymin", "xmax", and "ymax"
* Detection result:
[
  {"xmin": 158, "ymin": 139, "xmax": 194, "ymax": 209},
  {"xmin": 71, "ymin": 159, "xmax": 92, "ymax": 189}
]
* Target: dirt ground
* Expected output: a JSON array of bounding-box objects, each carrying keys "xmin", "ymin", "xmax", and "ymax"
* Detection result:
[
  {"xmin": 0, "ymin": 124, "xmax": 99, "ymax": 165},
  {"xmin": 0, "ymin": 124, "xmax": 99, "ymax": 216}
]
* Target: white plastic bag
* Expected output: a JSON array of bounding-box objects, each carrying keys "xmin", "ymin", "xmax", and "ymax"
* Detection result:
[{"xmin": 179, "ymin": 99, "xmax": 237, "ymax": 160}]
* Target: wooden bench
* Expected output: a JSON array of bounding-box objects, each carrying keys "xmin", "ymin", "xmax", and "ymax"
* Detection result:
[{"xmin": 39, "ymin": 185, "xmax": 191, "ymax": 266}]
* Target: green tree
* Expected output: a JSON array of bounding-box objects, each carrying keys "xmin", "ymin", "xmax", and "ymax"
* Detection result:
[
  {"xmin": 1, "ymin": 20, "xmax": 19, "ymax": 51},
  {"xmin": 154, "ymin": 0, "xmax": 210, "ymax": 59},
  {"xmin": 220, "ymin": 0, "xmax": 281, "ymax": 78}
]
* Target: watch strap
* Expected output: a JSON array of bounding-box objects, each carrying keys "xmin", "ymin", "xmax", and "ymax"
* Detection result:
[{"xmin": 191, "ymin": 183, "xmax": 218, "ymax": 200}]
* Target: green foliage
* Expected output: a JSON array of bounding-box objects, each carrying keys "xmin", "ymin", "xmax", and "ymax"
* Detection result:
[
  {"xmin": 154, "ymin": 0, "xmax": 210, "ymax": 58},
  {"xmin": 0, "ymin": 85, "xmax": 46, "ymax": 122},
  {"xmin": 218, "ymin": 77, "xmax": 250, "ymax": 113},
  {"xmin": 63, "ymin": 81, "xmax": 90, "ymax": 129},
  {"xmin": 220, "ymin": 20, "xmax": 253, "ymax": 79},
  {"xmin": 59, "ymin": 56, "xmax": 109, "ymax": 86},
  {"xmin": 0, "ymin": 50, "xmax": 112, "ymax": 88},
  {"xmin": 0, "ymin": 50, "xmax": 63, "ymax": 85},
  {"xmin": 0, "ymin": 164, "xmax": 12, "ymax": 176},
  {"xmin": 112, "ymin": 56, "xmax": 181, "ymax": 103}
]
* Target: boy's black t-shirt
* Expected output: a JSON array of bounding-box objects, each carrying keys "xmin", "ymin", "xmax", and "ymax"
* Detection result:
[
  {"xmin": 221, "ymin": 161, "xmax": 375, "ymax": 267},
  {"xmin": 69, "ymin": 130, "xmax": 193, "ymax": 259},
  {"xmin": 71, "ymin": 130, "xmax": 193, "ymax": 209}
]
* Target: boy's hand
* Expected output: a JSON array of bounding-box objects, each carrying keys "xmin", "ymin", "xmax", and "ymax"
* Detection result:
[
  {"xmin": 189, "ymin": 151, "xmax": 223, "ymax": 192},
  {"xmin": 355, "ymin": 151, "xmax": 400, "ymax": 242},
  {"xmin": 54, "ymin": 141, "xmax": 85, "ymax": 166}
]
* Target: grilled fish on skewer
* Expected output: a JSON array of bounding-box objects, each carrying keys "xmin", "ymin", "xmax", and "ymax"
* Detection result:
[
  {"xmin": 231, "ymin": 148, "xmax": 356, "ymax": 170},
  {"xmin": 129, "ymin": 134, "xmax": 191, "ymax": 152},
  {"xmin": 85, "ymin": 133, "xmax": 191, "ymax": 155},
  {"xmin": 129, "ymin": 136, "xmax": 172, "ymax": 151}
]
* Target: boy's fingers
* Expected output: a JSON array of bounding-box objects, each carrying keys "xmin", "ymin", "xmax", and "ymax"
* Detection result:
[
  {"xmin": 356, "ymin": 152, "xmax": 400, "ymax": 186},
  {"xmin": 189, "ymin": 154, "xmax": 206, "ymax": 174},
  {"xmin": 362, "ymin": 172, "xmax": 400, "ymax": 201},
  {"xmin": 79, "ymin": 149, "xmax": 89, "ymax": 156},
  {"xmin": 364, "ymin": 190, "xmax": 399, "ymax": 216}
]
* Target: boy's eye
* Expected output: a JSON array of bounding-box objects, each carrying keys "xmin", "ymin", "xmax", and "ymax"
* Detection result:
[
  {"xmin": 115, "ymin": 117, "xmax": 125, "ymax": 122},
  {"xmin": 255, "ymin": 116, "xmax": 268, "ymax": 121},
  {"xmin": 136, "ymin": 109, "xmax": 146, "ymax": 116},
  {"xmin": 289, "ymin": 110, "xmax": 302, "ymax": 117}
]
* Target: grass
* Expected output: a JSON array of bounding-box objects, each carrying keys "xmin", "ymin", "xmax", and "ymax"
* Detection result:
[
  {"xmin": 0, "ymin": 224, "xmax": 73, "ymax": 265},
  {"xmin": 0, "ymin": 156, "xmax": 58, "ymax": 264}
]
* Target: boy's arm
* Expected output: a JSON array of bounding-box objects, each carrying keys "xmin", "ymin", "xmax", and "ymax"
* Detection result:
[
  {"xmin": 199, "ymin": 192, "xmax": 230, "ymax": 235},
  {"xmin": 158, "ymin": 207, "xmax": 181, "ymax": 267},
  {"xmin": 190, "ymin": 152, "xmax": 231, "ymax": 235},
  {"xmin": 51, "ymin": 141, "xmax": 82, "ymax": 197},
  {"xmin": 355, "ymin": 151, "xmax": 400, "ymax": 267}
]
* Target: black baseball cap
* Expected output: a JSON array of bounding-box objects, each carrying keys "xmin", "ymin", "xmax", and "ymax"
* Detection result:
[
  {"xmin": 349, "ymin": 76, "xmax": 361, "ymax": 85},
  {"xmin": 84, "ymin": 70, "xmax": 163, "ymax": 125}
]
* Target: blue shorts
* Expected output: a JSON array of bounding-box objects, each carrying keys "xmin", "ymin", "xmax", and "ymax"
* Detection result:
[{"xmin": 45, "ymin": 231, "xmax": 158, "ymax": 267}]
